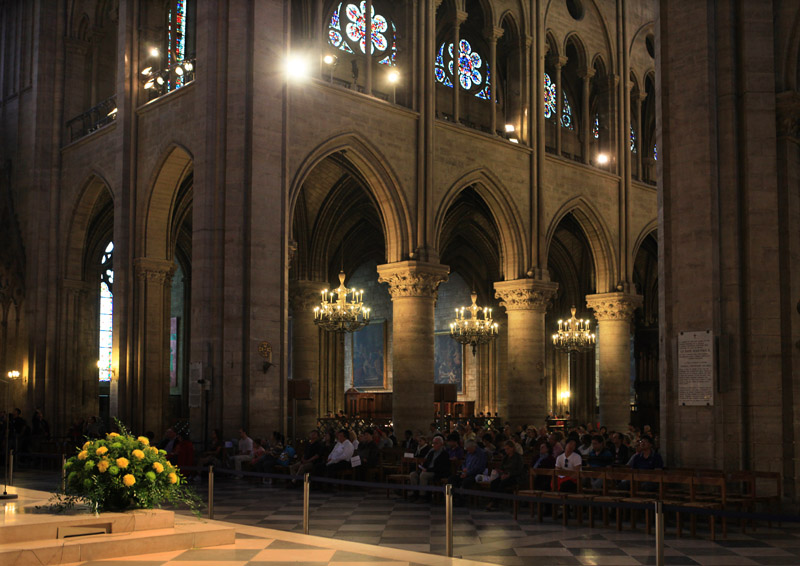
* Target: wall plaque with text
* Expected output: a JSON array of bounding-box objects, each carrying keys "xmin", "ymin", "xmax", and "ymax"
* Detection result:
[{"xmin": 678, "ymin": 330, "xmax": 714, "ymax": 406}]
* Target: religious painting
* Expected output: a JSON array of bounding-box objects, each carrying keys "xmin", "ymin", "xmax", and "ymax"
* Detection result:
[
  {"xmin": 435, "ymin": 333, "xmax": 463, "ymax": 393},
  {"xmin": 352, "ymin": 320, "xmax": 386, "ymax": 389}
]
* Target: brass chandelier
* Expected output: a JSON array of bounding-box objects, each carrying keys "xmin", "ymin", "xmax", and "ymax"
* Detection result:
[
  {"xmin": 314, "ymin": 271, "xmax": 370, "ymax": 333},
  {"xmin": 552, "ymin": 306, "xmax": 595, "ymax": 352},
  {"xmin": 449, "ymin": 292, "xmax": 499, "ymax": 355}
]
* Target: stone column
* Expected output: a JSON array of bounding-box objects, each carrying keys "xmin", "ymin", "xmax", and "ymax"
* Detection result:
[
  {"xmin": 553, "ymin": 55, "xmax": 567, "ymax": 155},
  {"xmin": 452, "ymin": 9, "xmax": 467, "ymax": 123},
  {"xmin": 377, "ymin": 261, "xmax": 448, "ymax": 434},
  {"xmin": 494, "ymin": 279, "xmax": 558, "ymax": 425},
  {"xmin": 364, "ymin": 0, "xmax": 373, "ymax": 95},
  {"xmin": 634, "ymin": 89, "xmax": 645, "ymax": 179},
  {"xmin": 586, "ymin": 292, "xmax": 641, "ymax": 432},
  {"xmin": 486, "ymin": 26, "xmax": 503, "ymax": 134},
  {"xmin": 289, "ymin": 280, "xmax": 325, "ymax": 438},
  {"xmin": 580, "ymin": 67, "xmax": 595, "ymax": 163},
  {"xmin": 133, "ymin": 258, "xmax": 175, "ymax": 434}
]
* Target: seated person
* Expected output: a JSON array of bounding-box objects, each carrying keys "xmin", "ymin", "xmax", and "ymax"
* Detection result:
[
  {"xmin": 325, "ymin": 429, "xmax": 354, "ymax": 474},
  {"xmin": 446, "ymin": 433, "xmax": 465, "ymax": 460},
  {"xmin": 414, "ymin": 434, "xmax": 431, "ymax": 458},
  {"xmin": 355, "ymin": 430, "xmax": 380, "ymax": 480},
  {"xmin": 448, "ymin": 440, "xmax": 487, "ymax": 505},
  {"xmin": 486, "ymin": 440, "xmax": 525, "ymax": 510},
  {"xmin": 232, "ymin": 429, "xmax": 254, "ymax": 476},
  {"xmin": 609, "ymin": 432, "xmax": 630, "ymax": 466},
  {"xmin": 200, "ymin": 428, "xmax": 226, "ymax": 468},
  {"xmin": 289, "ymin": 429, "xmax": 326, "ymax": 481},
  {"xmin": 401, "ymin": 429, "xmax": 418, "ymax": 453},
  {"xmin": 555, "ymin": 439, "xmax": 583, "ymax": 493},
  {"xmin": 629, "ymin": 436, "xmax": 663, "ymax": 470},
  {"xmin": 409, "ymin": 435, "xmax": 449, "ymax": 502}
]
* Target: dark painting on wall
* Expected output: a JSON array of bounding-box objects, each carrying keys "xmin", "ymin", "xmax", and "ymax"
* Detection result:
[
  {"xmin": 435, "ymin": 333, "xmax": 463, "ymax": 393},
  {"xmin": 352, "ymin": 321, "xmax": 385, "ymax": 389}
]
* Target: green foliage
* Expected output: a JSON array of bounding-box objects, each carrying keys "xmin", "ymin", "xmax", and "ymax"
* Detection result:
[{"xmin": 59, "ymin": 421, "xmax": 201, "ymax": 514}]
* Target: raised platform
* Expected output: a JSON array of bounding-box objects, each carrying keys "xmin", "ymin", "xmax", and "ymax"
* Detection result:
[{"xmin": 0, "ymin": 487, "xmax": 235, "ymax": 566}]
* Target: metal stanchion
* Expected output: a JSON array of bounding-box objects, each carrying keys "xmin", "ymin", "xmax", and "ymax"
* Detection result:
[
  {"xmin": 9, "ymin": 450, "xmax": 13, "ymax": 486},
  {"xmin": 208, "ymin": 465, "xmax": 215, "ymax": 520},
  {"xmin": 445, "ymin": 484, "xmax": 453, "ymax": 557},
  {"xmin": 655, "ymin": 501, "xmax": 664, "ymax": 566},
  {"xmin": 61, "ymin": 454, "xmax": 66, "ymax": 493},
  {"xmin": 303, "ymin": 473, "xmax": 310, "ymax": 535}
]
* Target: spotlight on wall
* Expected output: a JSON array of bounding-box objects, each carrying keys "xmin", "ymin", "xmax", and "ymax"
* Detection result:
[
  {"xmin": 596, "ymin": 152, "xmax": 610, "ymax": 165},
  {"xmin": 183, "ymin": 61, "xmax": 193, "ymax": 72},
  {"xmin": 509, "ymin": 138, "xmax": 519, "ymax": 144},
  {"xmin": 504, "ymin": 124, "xmax": 515, "ymax": 133},
  {"xmin": 323, "ymin": 54, "xmax": 337, "ymax": 66},
  {"xmin": 141, "ymin": 66, "xmax": 153, "ymax": 76},
  {"xmin": 107, "ymin": 107, "xmax": 118, "ymax": 117},
  {"xmin": 156, "ymin": 75, "xmax": 165, "ymax": 86},
  {"xmin": 387, "ymin": 69, "xmax": 400, "ymax": 84},
  {"xmin": 144, "ymin": 79, "xmax": 155, "ymax": 89},
  {"xmin": 149, "ymin": 47, "xmax": 160, "ymax": 58},
  {"xmin": 285, "ymin": 54, "xmax": 310, "ymax": 80},
  {"xmin": 6, "ymin": 371, "xmax": 19, "ymax": 379},
  {"xmin": 175, "ymin": 65, "xmax": 184, "ymax": 76}
]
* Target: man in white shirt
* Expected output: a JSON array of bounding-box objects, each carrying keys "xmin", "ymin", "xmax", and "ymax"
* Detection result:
[
  {"xmin": 555, "ymin": 438, "xmax": 582, "ymax": 492},
  {"xmin": 326, "ymin": 429, "xmax": 354, "ymax": 475},
  {"xmin": 232, "ymin": 428, "xmax": 254, "ymax": 476}
]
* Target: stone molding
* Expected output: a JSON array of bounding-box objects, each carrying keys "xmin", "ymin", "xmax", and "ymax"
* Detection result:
[
  {"xmin": 493, "ymin": 279, "xmax": 558, "ymax": 312},
  {"xmin": 289, "ymin": 280, "xmax": 326, "ymax": 312},
  {"xmin": 60, "ymin": 278, "xmax": 91, "ymax": 297},
  {"xmin": 134, "ymin": 257, "xmax": 175, "ymax": 285},
  {"xmin": 585, "ymin": 292, "xmax": 642, "ymax": 321},
  {"xmin": 776, "ymin": 91, "xmax": 800, "ymax": 139},
  {"xmin": 377, "ymin": 261, "xmax": 449, "ymax": 300}
]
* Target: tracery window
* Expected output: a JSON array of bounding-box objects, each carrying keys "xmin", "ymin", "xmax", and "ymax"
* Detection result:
[
  {"xmin": 328, "ymin": 2, "xmax": 397, "ymax": 66},
  {"xmin": 544, "ymin": 73, "xmax": 557, "ymax": 119},
  {"xmin": 166, "ymin": 0, "xmax": 187, "ymax": 90},
  {"xmin": 592, "ymin": 113, "xmax": 600, "ymax": 139},
  {"xmin": 99, "ymin": 242, "xmax": 114, "ymax": 382},
  {"xmin": 435, "ymin": 40, "xmax": 491, "ymax": 100},
  {"xmin": 561, "ymin": 92, "xmax": 574, "ymax": 129},
  {"xmin": 630, "ymin": 125, "xmax": 637, "ymax": 153},
  {"xmin": 653, "ymin": 144, "xmax": 657, "ymax": 160}
]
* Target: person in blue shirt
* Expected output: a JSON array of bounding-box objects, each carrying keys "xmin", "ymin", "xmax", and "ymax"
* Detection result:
[
  {"xmin": 630, "ymin": 436, "xmax": 664, "ymax": 470},
  {"xmin": 448, "ymin": 440, "xmax": 487, "ymax": 506},
  {"xmin": 587, "ymin": 435, "xmax": 613, "ymax": 468}
]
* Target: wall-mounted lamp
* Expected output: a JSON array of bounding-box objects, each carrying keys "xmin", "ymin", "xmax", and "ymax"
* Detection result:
[
  {"xmin": 6, "ymin": 371, "xmax": 19, "ymax": 379},
  {"xmin": 258, "ymin": 341, "xmax": 273, "ymax": 373}
]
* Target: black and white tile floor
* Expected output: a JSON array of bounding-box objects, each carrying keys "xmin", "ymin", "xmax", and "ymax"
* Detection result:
[{"xmin": 15, "ymin": 471, "xmax": 800, "ymax": 566}]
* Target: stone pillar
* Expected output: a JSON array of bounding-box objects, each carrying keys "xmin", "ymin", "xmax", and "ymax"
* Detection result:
[
  {"xmin": 289, "ymin": 280, "xmax": 325, "ymax": 438},
  {"xmin": 586, "ymin": 292, "xmax": 641, "ymax": 432},
  {"xmin": 634, "ymin": 89, "xmax": 645, "ymax": 179},
  {"xmin": 364, "ymin": 0, "xmax": 373, "ymax": 95},
  {"xmin": 580, "ymin": 67, "xmax": 595, "ymax": 163},
  {"xmin": 494, "ymin": 279, "xmax": 558, "ymax": 425},
  {"xmin": 486, "ymin": 26, "xmax": 503, "ymax": 134},
  {"xmin": 452, "ymin": 9, "xmax": 467, "ymax": 123},
  {"xmin": 133, "ymin": 258, "xmax": 175, "ymax": 434},
  {"xmin": 377, "ymin": 261, "xmax": 448, "ymax": 434},
  {"xmin": 553, "ymin": 55, "xmax": 567, "ymax": 154}
]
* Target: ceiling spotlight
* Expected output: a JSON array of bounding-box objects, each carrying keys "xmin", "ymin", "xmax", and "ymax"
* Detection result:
[
  {"xmin": 323, "ymin": 54, "xmax": 336, "ymax": 65},
  {"xmin": 504, "ymin": 124, "xmax": 515, "ymax": 133},
  {"xmin": 141, "ymin": 66, "xmax": 153, "ymax": 76},
  {"xmin": 156, "ymin": 75, "xmax": 165, "ymax": 85},
  {"xmin": 286, "ymin": 54, "xmax": 310, "ymax": 79},
  {"xmin": 596, "ymin": 152, "xmax": 610, "ymax": 165},
  {"xmin": 107, "ymin": 107, "xmax": 118, "ymax": 117},
  {"xmin": 149, "ymin": 47, "xmax": 160, "ymax": 58},
  {"xmin": 509, "ymin": 138, "xmax": 519, "ymax": 144},
  {"xmin": 175, "ymin": 65, "xmax": 184, "ymax": 76},
  {"xmin": 144, "ymin": 79, "xmax": 155, "ymax": 89},
  {"xmin": 183, "ymin": 61, "xmax": 193, "ymax": 72},
  {"xmin": 387, "ymin": 69, "xmax": 400, "ymax": 84}
]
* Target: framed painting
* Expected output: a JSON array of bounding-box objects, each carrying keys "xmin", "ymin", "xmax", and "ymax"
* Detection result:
[
  {"xmin": 352, "ymin": 320, "xmax": 387, "ymax": 389},
  {"xmin": 435, "ymin": 333, "xmax": 463, "ymax": 393}
]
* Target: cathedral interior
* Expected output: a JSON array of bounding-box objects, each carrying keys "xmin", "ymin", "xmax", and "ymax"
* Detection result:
[{"xmin": 0, "ymin": 0, "xmax": 798, "ymax": 506}]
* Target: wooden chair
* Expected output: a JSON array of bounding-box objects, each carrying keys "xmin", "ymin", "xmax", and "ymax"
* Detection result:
[
  {"xmin": 752, "ymin": 471, "xmax": 781, "ymax": 527},
  {"xmin": 592, "ymin": 468, "xmax": 632, "ymax": 531},
  {"xmin": 684, "ymin": 475, "xmax": 727, "ymax": 540},
  {"xmin": 661, "ymin": 471, "xmax": 695, "ymax": 537},
  {"xmin": 626, "ymin": 469, "xmax": 663, "ymax": 534},
  {"xmin": 529, "ymin": 468, "xmax": 557, "ymax": 522},
  {"xmin": 578, "ymin": 469, "xmax": 605, "ymax": 528}
]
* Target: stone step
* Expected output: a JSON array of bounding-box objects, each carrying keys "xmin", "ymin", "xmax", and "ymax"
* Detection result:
[{"xmin": 0, "ymin": 514, "xmax": 235, "ymax": 566}]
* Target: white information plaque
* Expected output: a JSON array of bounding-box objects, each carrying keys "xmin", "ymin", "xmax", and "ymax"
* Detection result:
[{"xmin": 678, "ymin": 330, "xmax": 714, "ymax": 406}]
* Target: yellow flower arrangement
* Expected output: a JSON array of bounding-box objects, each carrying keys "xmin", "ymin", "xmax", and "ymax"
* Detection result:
[
  {"xmin": 96, "ymin": 446, "xmax": 108, "ymax": 456},
  {"xmin": 107, "ymin": 432, "xmax": 120, "ymax": 438},
  {"xmin": 77, "ymin": 450, "xmax": 88, "ymax": 460},
  {"xmin": 168, "ymin": 473, "xmax": 178, "ymax": 484},
  {"xmin": 149, "ymin": 446, "xmax": 159, "ymax": 454},
  {"xmin": 122, "ymin": 474, "xmax": 136, "ymax": 487},
  {"xmin": 83, "ymin": 441, "xmax": 91, "ymax": 450},
  {"xmin": 152, "ymin": 462, "xmax": 164, "ymax": 473},
  {"xmin": 137, "ymin": 436, "xmax": 150, "ymax": 446},
  {"xmin": 116, "ymin": 457, "xmax": 129, "ymax": 469},
  {"xmin": 132, "ymin": 449, "xmax": 145, "ymax": 460},
  {"xmin": 97, "ymin": 460, "xmax": 110, "ymax": 473}
]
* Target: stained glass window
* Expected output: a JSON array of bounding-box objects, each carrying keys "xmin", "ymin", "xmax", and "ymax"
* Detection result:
[
  {"xmin": 167, "ymin": 0, "xmax": 187, "ymax": 90},
  {"xmin": 592, "ymin": 113, "xmax": 600, "ymax": 139},
  {"xmin": 544, "ymin": 73, "xmax": 556, "ymax": 119},
  {"xmin": 99, "ymin": 242, "xmax": 113, "ymax": 382},
  {"xmin": 435, "ymin": 40, "xmax": 490, "ymax": 99},
  {"xmin": 630, "ymin": 126, "xmax": 637, "ymax": 153},
  {"xmin": 653, "ymin": 144, "xmax": 658, "ymax": 160},
  {"xmin": 328, "ymin": 2, "xmax": 397, "ymax": 66},
  {"xmin": 561, "ymin": 92, "xmax": 574, "ymax": 129}
]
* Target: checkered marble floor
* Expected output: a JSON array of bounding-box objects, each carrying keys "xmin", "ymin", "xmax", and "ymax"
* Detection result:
[{"xmin": 13, "ymin": 471, "xmax": 800, "ymax": 566}]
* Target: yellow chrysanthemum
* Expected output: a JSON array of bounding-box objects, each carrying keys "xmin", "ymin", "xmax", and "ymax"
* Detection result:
[
  {"xmin": 152, "ymin": 462, "xmax": 164, "ymax": 473},
  {"xmin": 95, "ymin": 446, "xmax": 108, "ymax": 456},
  {"xmin": 107, "ymin": 432, "xmax": 120, "ymax": 438},
  {"xmin": 77, "ymin": 450, "xmax": 88, "ymax": 460},
  {"xmin": 122, "ymin": 474, "xmax": 136, "ymax": 487},
  {"xmin": 97, "ymin": 460, "xmax": 110, "ymax": 473},
  {"xmin": 132, "ymin": 449, "xmax": 145, "ymax": 460},
  {"xmin": 82, "ymin": 441, "xmax": 91, "ymax": 450},
  {"xmin": 168, "ymin": 473, "xmax": 178, "ymax": 484},
  {"xmin": 116, "ymin": 457, "xmax": 129, "ymax": 469},
  {"xmin": 137, "ymin": 436, "xmax": 150, "ymax": 446},
  {"xmin": 149, "ymin": 447, "xmax": 158, "ymax": 454}
]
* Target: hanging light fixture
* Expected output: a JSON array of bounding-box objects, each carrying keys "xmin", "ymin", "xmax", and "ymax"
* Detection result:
[
  {"xmin": 552, "ymin": 306, "xmax": 595, "ymax": 352},
  {"xmin": 449, "ymin": 292, "xmax": 499, "ymax": 355},
  {"xmin": 314, "ymin": 271, "xmax": 370, "ymax": 333}
]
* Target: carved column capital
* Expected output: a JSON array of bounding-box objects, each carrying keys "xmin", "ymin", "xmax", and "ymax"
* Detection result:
[
  {"xmin": 61, "ymin": 278, "xmax": 91, "ymax": 297},
  {"xmin": 494, "ymin": 279, "xmax": 559, "ymax": 312},
  {"xmin": 377, "ymin": 261, "xmax": 449, "ymax": 300},
  {"xmin": 485, "ymin": 25, "xmax": 504, "ymax": 43},
  {"xmin": 578, "ymin": 67, "xmax": 596, "ymax": 80},
  {"xmin": 586, "ymin": 292, "xmax": 642, "ymax": 321},
  {"xmin": 289, "ymin": 280, "xmax": 326, "ymax": 312},
  {"xmin": 454, "ymin": 9, "xmax": 468, "ymax": 26},
  {"xmin": 134, "ymin": 257, "xmax": 175, "ymax": 286}
]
